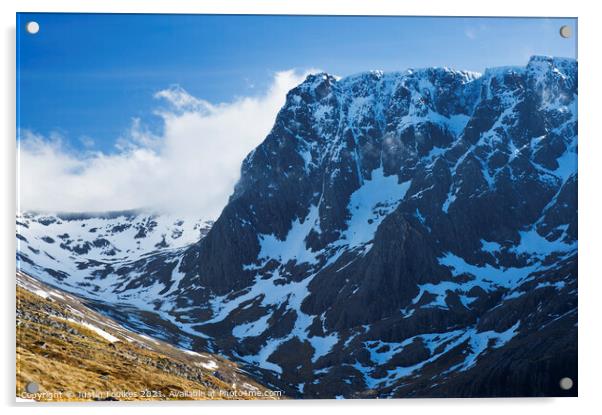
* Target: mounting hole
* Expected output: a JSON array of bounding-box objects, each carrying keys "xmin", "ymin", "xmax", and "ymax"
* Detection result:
[
  {"xmin": 25, "ymin": 381, "xmax": 39, "ymax": 394},
  {"xmin": 559, "ymin": 25, "xmax": 572, "ymax": 39},
  {"xmin": 26, "ymin": 21, "xmax": 40, "ymax": 35},
  {"xmin": 559, "ymin": 377, "xmax": 573, "ymax": 390}
]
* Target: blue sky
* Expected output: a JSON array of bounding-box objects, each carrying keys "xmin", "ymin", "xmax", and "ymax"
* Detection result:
[{"xmin": 17, "ymin": 14, "xmax": 576, "ymax": 153}]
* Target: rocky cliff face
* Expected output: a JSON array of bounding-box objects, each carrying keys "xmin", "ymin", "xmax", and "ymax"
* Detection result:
[{"xmin": 17, "ymin": 56, "xmax": 577, "ymax": 398}]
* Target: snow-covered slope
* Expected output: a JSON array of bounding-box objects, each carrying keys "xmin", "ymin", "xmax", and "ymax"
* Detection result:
[
  {"xmin": 17, "ymin": 210, "xmax": 210, "ymax": 261},
  {"xmin": 17, "ymin": 210, "xmax": 212, "ymax": 308},
  {"xmin": 17, "ymin": 56, "xmax": 578, "ymax": 398}
]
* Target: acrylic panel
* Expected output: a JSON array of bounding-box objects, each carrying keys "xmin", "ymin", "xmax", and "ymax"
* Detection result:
[{"xmin": 16, "ymin": 13, "xmax": 578, "ymax": 401}]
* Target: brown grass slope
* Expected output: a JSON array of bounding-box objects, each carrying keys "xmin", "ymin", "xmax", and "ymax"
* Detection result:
[{"xmin": 16, "ymin": 272, "xmax": 281, "ymax": 401}]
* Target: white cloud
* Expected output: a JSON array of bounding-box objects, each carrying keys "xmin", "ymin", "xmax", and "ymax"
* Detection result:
[
  {"xmin": 154, "ymin": 85, "xmax": 213, "ymax": 114},
  {"xmin": 464, "ymin": 28, "xmax": 477, "ymax": 40},
  {"xmin": 464, "ymin": 23, "xmax": 487, "ymax": 40},
  {"xmin": 17, "ymin": 69, "xmax": 314, "ymax": 219},
  {"xmin": 79, "ymin": 135, "xmax": 95, "ymax": 149}
]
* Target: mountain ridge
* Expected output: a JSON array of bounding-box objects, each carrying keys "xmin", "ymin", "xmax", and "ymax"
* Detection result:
[{"xmin": 17, "ymin": 55, "xmax": 577, "ymax": 398}]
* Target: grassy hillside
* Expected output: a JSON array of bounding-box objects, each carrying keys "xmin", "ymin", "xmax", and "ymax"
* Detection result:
[{"xmin": 16, "ymin": 273, "xmax": 281, "ymax": 401}]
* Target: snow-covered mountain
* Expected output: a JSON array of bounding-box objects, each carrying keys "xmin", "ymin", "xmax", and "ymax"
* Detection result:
[
  {"xmin": 17, "ymin": 56, "xmax": 577, "ymax": 398},
  {"xmin": 17, "ymin": 211, "xmax": 212, "ymax": 307}
]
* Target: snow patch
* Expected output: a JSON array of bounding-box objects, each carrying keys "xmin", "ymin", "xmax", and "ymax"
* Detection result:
[
  {"xmin": 255, "ymin": 204, "xmax": 321, "ymax": 266},
  {"xmin": 199, "ymin": 360, "xmax": 218, "ymax": 370},
  {"xmin": 232, "ymin": 314, "xmax": 271, "ymax": 339},
  {"xmin": 339, "ymin": 167, "xmax": 411, "ymax": 250},
  {"xmin": 68, "ymin": 319, "xmax": 119, "ymax": 343}
]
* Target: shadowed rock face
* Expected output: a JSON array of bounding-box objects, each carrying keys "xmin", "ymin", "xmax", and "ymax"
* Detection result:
[{"xmin": 18, "ymin": 56, "xmax": 577, "ymax": 398}]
